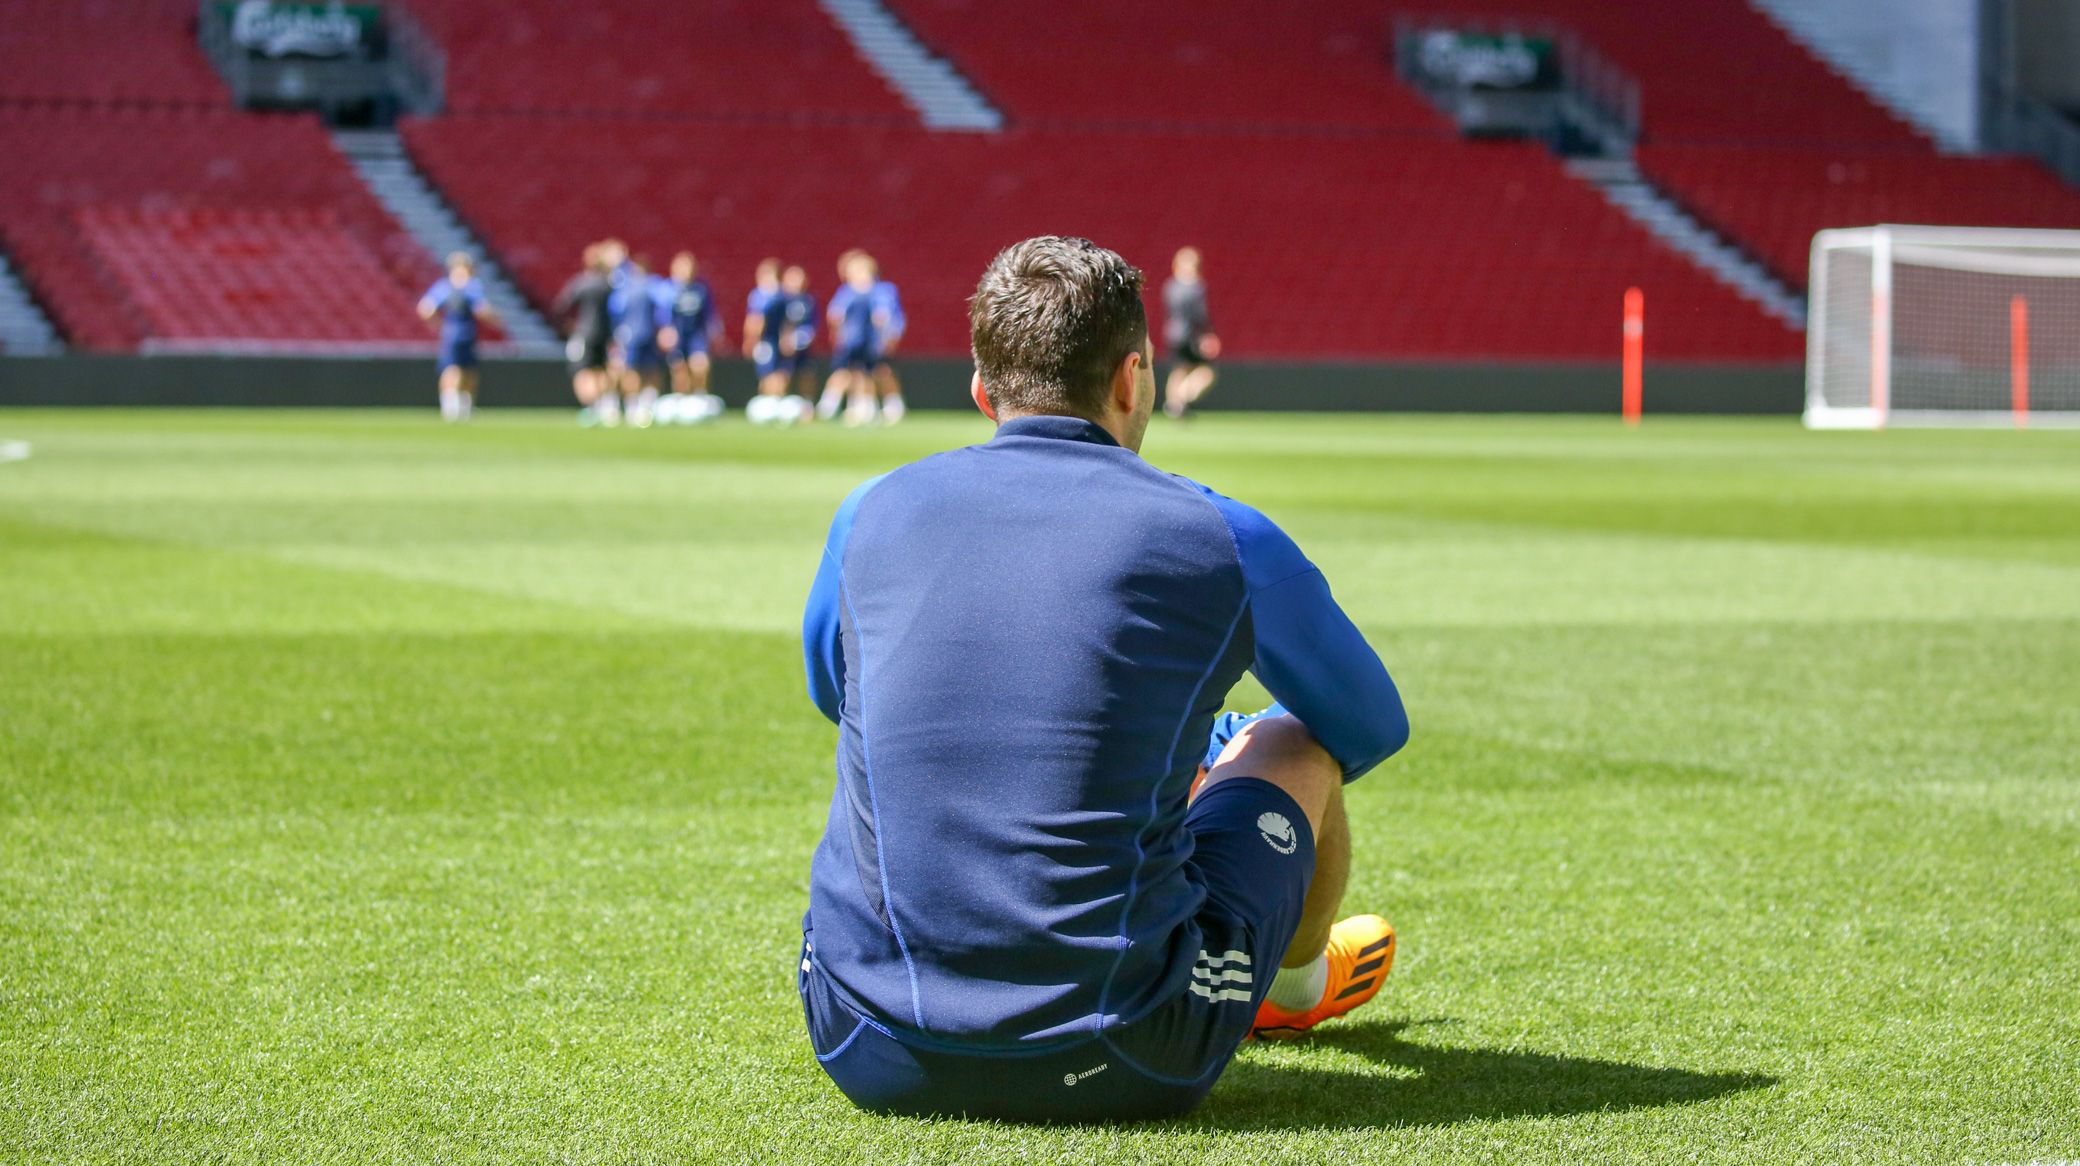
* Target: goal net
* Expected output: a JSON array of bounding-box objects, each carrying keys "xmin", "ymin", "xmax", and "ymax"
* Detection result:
[{"xmin": 1806, "ymin": 225, "xmax": 2080, "ymax": 428}]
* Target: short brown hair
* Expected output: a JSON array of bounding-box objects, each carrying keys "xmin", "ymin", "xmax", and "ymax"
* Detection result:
[{"xmin": 970, "ymin": 236, "xmax": 1146, "ymax": 418}]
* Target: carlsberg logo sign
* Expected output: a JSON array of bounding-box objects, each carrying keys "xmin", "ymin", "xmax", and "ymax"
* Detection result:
[
  {"xmin": 1416, "ymin": 30, "xmax": 1556, "ymax": 91},
  {"xmin": 228, "ymin": 1, "xmax": 370, "ymax": 58}
]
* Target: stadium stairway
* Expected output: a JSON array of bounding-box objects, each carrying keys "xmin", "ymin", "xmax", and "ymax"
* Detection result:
[
  {"xmin": 1745, "ymin": 0, "xmax": 1976, "ymax": 152},
  {"xmin": 331, "ymin": 129, "xmax": 560, "ymax": 355},
  {"xmin": 0, "ymin": 254, "xmax": 62, "ymax": 356},
  {"xmin": 1634, "ymin": 144, "xmax": 2080, "ymax": 290},
  {"xmin": 1565, "ymin": 157, "xmax": 1806, "ymax": 328},
  {"xmin": 818, "ymin": 0, "xmax": 1002, "ymax": 130}
]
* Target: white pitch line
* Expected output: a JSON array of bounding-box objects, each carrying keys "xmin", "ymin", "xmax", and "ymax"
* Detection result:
[{"xmin": 0, "ymin": 440, "xmax": 30, "ymax": 464}]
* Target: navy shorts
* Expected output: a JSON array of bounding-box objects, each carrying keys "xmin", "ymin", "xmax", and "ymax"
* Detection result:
[
  {"xmin": 674, "ymin": 336, "xmax": 709, "ymax": 363},
  {"xmin": 752, "ymin": 339, "xmax": 793, "ymax": 379},
  {"xmin": 624, "ymin": 338, "xmax": 666, "ymax": 372},
  {"xmin": 438, "ymin": 337, "xmax": 478, "ymax": 371},
  {"xmin": 798, "ymin": 776, "xmax": 1315, "ymax": 1121},
  {"xmin": 566, "ymin": 334, "xmax": 609, "ymax": 373},
  {"xmin": 830, "ymin": 339, "xmax": 884, "ymax": 372}
]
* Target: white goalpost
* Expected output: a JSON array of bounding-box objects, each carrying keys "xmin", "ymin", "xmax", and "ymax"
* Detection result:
[{"xmin": 1806, "ymin": 225, "xmax": 2080, "ymax": 429}]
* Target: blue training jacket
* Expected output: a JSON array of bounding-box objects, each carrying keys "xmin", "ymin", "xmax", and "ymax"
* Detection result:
[{"xmin": 801, "ymin": 415, "xmax": 1407, "ymax": 1049}]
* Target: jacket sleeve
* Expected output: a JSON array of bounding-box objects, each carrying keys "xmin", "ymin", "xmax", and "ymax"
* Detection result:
[
  {"xmin": 802, "ymin": 475, "xmax": 887, "ymax": 724},
  {"xmin": 1206, "ymin": 489, "xmax": 1408, "ymax": 780}
]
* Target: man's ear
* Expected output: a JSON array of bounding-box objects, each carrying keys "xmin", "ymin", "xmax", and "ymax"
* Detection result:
[
  {"xmin": 1110, "ymin": 349, "xmax": 1141, "ymax": 416},
  {"xmin": 970, "ymin": 372, "xmax": 998, "ymax": 421}
]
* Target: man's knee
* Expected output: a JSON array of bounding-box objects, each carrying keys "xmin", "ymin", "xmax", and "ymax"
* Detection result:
[{"xmin": 1199, "ymin": 713, "xmax": 1338, "ymax": 835}]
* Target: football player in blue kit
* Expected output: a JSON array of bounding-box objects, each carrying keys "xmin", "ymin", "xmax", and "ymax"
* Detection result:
[
  {"xmin": 665, "ymin": 252, "xmax": 723, "ymax": 395},
  {"xmin": 417, "ymin": 252, "xmax": 499, "ymax": 423},
  {"xmin": 613, "ymin": 258, "xmax": 671, "ymax": 428},
  {"xmin": 780, "ymin": 263, "xmax": 818, "ymax": 399},
  {"xmin": 818, "ymin": 250, "xmax": 903, "ymax": 426},
  {"xmin": 867, "ymin": 267, "xmax": 907, "ymax": 424},
  {"xmin": 743, "ymin": 259, "xmax": 785, "ymax": 398},
  {"xmin": 745, "ymin": 263, "xmax": 818, "ymax": 425},
  {"xmin": 658, "ymin": 251, "xmax": 724, "ymax": 425},
  {"xmin": 796, "ymin": 237, "xmax": 1408, "ymax": 1120}
]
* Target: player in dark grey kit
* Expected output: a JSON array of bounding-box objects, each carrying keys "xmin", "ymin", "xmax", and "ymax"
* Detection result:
[
  {"xmin": 1162, "ymin": 246, "xmax": 1221, "ymax": 419},
  {"xmin": 796, "ymin": 237, "xmax": 1408, "ymax": 1121},
  {"xmin": 553, "ymin": 245, "xmax": 617, "ymax": 425}
]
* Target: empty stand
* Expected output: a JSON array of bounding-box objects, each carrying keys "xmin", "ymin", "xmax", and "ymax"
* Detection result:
[
  {"xmin": 405, "ymin": 116, "xmax": 1800, "ymax": 361},
  {"xmin": 1381, "ymin": 0, "xmax": 1923, "ymax": 146},
  {"xmin": 1391, "ymin": 2, "xmax": 2080, "ymax": 300},
  {"xmin": 0, "ymin": 107, "xmax": 436, "ymax": 350},
  {"xmin": 7, "ymin": 0, "xmax": 2070, "ymax": 366},
  {"xmin": 889, "ymin": 0, "xmax": 1920, "ymax": 146},
  {"xmin": 401, "ymin": 0, "xmax": 911, "ymax": 119},
  {"xmin": 1, "ymin": 0, "xmax": 225, "ymax": 107},
  {"xmin": 885, "ymin": 0, "xmax": 1449, "ymax": 133},
  {"xmin": 1639, "ymin": 145, "xmax": 2080, "ymax": 287}
]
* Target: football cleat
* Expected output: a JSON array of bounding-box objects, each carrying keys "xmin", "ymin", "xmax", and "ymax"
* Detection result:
[{"xmin": 1250, "ymin": 914, "xmax": 1395, "ymax": 1040}]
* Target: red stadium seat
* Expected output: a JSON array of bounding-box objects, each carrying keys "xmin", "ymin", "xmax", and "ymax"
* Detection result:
[
  {"xmin": 0, "ymin": 108, "xmax": 437, "ymax": 351},
  {"xmin": 886, "ymin": 0, "xmax": 1921, "ymax": 146},
  {"xmin": 875, "ymin": 0, "xmax": 2079, "ymax": 335},
  {"xmin": 886, "ymin": 0, "xmax": 1446, "ymax": 133},
  {"xmin": 1638, "ymin": 144, "xmax": 2080, "ymax": 288},
  {"xmin": 73, "ymin": 206, "xmax": 430, "ymax": 349},
  {"xmin": 0, "ymin": 0, "xmax": 225, "ymax": 107},
  {"xmin": 402, "ymin": 0, "xmax": 912, "ymax": 119}
]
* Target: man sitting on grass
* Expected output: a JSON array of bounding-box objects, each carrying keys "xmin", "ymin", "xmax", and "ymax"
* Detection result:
[{"xmin": 796, "ymin": 236, "xmax": 1409, "ymax": 1121}]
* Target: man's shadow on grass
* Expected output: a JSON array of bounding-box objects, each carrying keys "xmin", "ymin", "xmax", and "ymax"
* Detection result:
[{"xmin": 1190, "ymin": 1019, "xmax": 1774, "ymax": 1130}]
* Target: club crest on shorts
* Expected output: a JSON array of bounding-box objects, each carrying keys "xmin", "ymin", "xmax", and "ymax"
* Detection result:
[{"xmin": 1257, "ymin": 811, "xmax": 1298, "ymax": 855}]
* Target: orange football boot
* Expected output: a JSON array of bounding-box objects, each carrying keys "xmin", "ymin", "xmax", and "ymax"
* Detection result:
[{"xmin": 1250, "ymin": 914, "xmax": 1396, "ymax": 1039}]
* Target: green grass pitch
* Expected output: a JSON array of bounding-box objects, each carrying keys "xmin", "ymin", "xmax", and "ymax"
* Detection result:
[{"xmin": 2, "ymin": 408, "xmax": 2076, "ymax": 1164}]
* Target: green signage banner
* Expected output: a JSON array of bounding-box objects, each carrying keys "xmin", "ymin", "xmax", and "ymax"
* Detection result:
[
  {"xmin": 1413, "ymin": 30, "xmax": 1559, "ymax": 91},
  {"xmin": 220, "ymin": 1, "xmax": 380, "ymax": 59}
]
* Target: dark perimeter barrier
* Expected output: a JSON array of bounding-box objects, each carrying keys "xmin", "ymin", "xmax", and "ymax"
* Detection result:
[{"xmin": 0, "ymin": 354, "xmax": 1801, "ymax": 414}]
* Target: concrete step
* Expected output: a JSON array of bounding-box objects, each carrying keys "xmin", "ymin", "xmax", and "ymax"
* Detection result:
[
  {"xmin": 1565, "ymin": 158, "xmax": 1806, "ymax": 327},
  {"xmin": 1745, "ymin": 0, "xmax": 1974, "ymax": 152},
  {"xmin": 0, "ymin": 255, "xmax": 62, "ymax": 355},
  {"xmin": 818, "ymin": 0, "xmax": 1003, "ymax": 132}
]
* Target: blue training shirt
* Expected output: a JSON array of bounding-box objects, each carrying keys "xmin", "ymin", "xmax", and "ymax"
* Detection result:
[
  {"xmin": 745, "ymin": 286, "xmax": 777, "ymax": 327},
  {"xmin": 419, "ymin": 278, "xmax": 485, "ymax": 343},
  {"xmin": 870, "ymin": 279, "xmax": 904, "ymax": 346},
  {"xmin": 760, "ymin": 288, "xmax": 793, "ymax": 352},
  {"xmin": 616, "ymin": 276, "xmax": 669, "ymax": 346},
  {"xmin": 827, "ymin": 283, "xmax": 879, "ymax": 349},
  {"xmin": 669, "ymin": 277, "xmax": 719, "ymax": 347},
  {"xmin": 801, "ymin": 414, "xmax": 1408, "ymax": 1049},
  {"xmin": 784, "ymin": 291, "xmax": 817, "ymax": 354}
]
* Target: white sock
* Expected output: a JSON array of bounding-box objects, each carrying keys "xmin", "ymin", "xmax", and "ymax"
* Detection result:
[
  {"xmin": 1266, "ymin": 952, "xmax": 1328, "ymax": 1011},
  {"xmin": 458, "ymin": 392, "xmax": 473, "ymax": 421},
  {"xmin": 881, "ymin": 393, "xmax": 906, "ymax": 423},
  {"xmin": 439, "ymin": 387, "xmax": 460, "ymax": 421}
]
